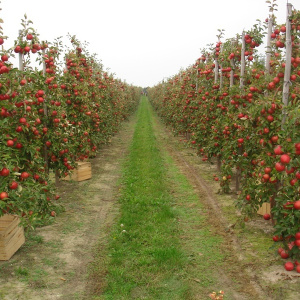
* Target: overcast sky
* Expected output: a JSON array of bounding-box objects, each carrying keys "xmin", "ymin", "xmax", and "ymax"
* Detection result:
[{"xmin": 0, "ymin": 0, "xmax": 289, "ymax": 87}]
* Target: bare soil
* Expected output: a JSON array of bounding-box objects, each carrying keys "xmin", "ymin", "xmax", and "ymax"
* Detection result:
[{"xmin": 0, "ymin": 115, "xmax": 136, "ymax": 300}]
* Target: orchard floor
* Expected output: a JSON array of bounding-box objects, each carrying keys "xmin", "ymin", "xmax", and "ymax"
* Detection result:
[{"xmin": 0, "ymin": 97, "xmax": 299, "ymax": 300}]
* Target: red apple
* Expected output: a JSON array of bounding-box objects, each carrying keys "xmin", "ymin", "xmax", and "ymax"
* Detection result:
[
  {"xmin": 280, "ymin": 154, "xmax": 291, "ymax": 164},
  {"xmin": 1, "ymin": 168, "xmax": 10, "ymax": 176},
  {"xmin": 20, "ymin": 172, "xmax": 29, "ymax": 179},
  {"xmin": 9, "ymin": 181, "xmax": 18, "ymax": 190},
  {"xmin": 284, "ymin": 262, "xmax": 294, "ymax": 271},
  {"xmin": 7, "ymin": 140, "xmax": 14, "ymax": 147},
  {"xmin": 280, "ymin": 250, "xmax": 289, "ymax": 259},
  {"xmin": 274, "ymin": 145, "xmax": 283, "ymax": 155},
  {"xmin": 275, "ymin": 162, "xmax": 285, "ymax": 172},
  {"xmin": 0, "ymin": 192, "xmax": 8, "ymax": 200},
  {"xmin": 294, "ymin": 201, "xmax": 300, "ymax": 210}
]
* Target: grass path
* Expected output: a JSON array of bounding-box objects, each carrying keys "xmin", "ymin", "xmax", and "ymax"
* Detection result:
[
  {"xmin": 1, "ymin": 97, "xmax": 299, "ymax": 300},
  {"xmin": 100, "ymin": 96, "xmax": 191, "ymax": 299},
  {"xmin": 92, "ymin": 96, "xmax": 251, "ymax": 299}
]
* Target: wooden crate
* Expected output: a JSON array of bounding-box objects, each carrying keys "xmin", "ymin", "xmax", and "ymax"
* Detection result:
[
  {"xmin": 257, "ymin": 202, "xmax": 271, "ymax": 216},
  {"xmin": 0, "ymin": 215, "xmax": 25, "ymax": 261},
  {"xmin": 63, "ymin": 161, "xmax": 92, "ymax": 182}
]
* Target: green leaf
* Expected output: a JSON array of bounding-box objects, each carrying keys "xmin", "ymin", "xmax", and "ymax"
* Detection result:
[{"xmin": 18, "ymin": 185, "xmax": 23, "ymax": 193}]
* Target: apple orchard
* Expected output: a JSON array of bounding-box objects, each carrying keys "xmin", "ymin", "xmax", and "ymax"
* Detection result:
[
  {"xmin": 0, "ymin": 15, "xmax": 140, "ymax": 226},
  {"xmin": 149, "ymin": 2, "xmax": 300, "ymax": 271},
  {"xmin": 1, "ymin": 1, "xmax": 300, "ymax": 273}
]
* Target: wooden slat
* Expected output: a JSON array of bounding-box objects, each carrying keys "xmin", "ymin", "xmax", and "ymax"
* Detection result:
[
  {"xmin": 0, "ymin": 228, "xmax": 25, "ymax": 260},
  {"xmin": 63, "ymin": 161, "xmax": 92, "ymax": 182},
  {"xmin": 0, "ymin": 223, "xmax": 21, "ymax": 246},
  {"xmin": 0, "ymin": 227, "xmax": 24, "ymax": 254},
  {"xmin": 0, "ymin": 215, "xmax": 25, "ymax": 261},
  {"xmin": 0, "ymin": 215, "xmax": 20, "ymax": 238},
  {"xmin": 257, "ymin": 202, "xmax": 271, "ymax": 216}
]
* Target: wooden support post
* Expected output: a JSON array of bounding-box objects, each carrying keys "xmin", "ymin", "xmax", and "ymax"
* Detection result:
[
  {"xmin": 265, "ymin": 14, "xmax": 273, "ymax": 74},
  {"xmin": 19, "ymin": 53, "xmax": 24, "ymax": 71},
  {"xmin": 42, "ymin": 48, "xmax": 49, "ymax": 174},
  {"xmin": 235, "ymin": 169, "xmax": 241, "ymax": 193},
  {"xmin": 230, "ymin": 39, "xmax": 236, "ymax": 87},
  {"xmin": 282, "ymin": 3, "xmax": 293, "ymax": 127},
  {"xmin": 18, "ymin": 31, "xmax": 24, "ymax": 71},
  {"xmin": 240, "ymin": 31, "xmax": 246, "ymax": 89},
  {"xmin": 214, "ymin": 58, "xmax": 219, "ymax": 84},
  {"xmin": 217, "ymin": 157, "xmax": 221, "ymax": 172},
  {"xmin": 55, "ymin": 170, "xmax": 60, "ymax": 186},
  {"xmin": 219, "ymin": 44, "xmax": 223, "ymax": 90},
  {"xmin": 235, "ymin": 147, "xmax": 242, "ymax": 193}
]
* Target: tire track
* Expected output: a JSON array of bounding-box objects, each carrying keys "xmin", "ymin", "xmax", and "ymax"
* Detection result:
[{"xmin": 152, "ymin": 116, "xmax": 268, "ymax": 300}]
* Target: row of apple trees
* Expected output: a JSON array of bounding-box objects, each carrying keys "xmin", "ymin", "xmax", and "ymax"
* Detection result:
[
  {"xmin": 0, "ymin": 14, "xmax": 140, "ymax": 227},
  {"xmin": 148, "ymin": 3, "xmax": 300, "ymax": 264}
]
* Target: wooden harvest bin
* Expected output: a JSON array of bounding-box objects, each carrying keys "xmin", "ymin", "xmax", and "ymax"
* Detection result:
[
  {"xmin": 63, "ymin": 161, "xmax": 92, "ymax": 182},
  {"xmin": 257, "ymin": 202, "xmax": 271, "ymax": 216},
  {"xmin": 0, "ymin": 215, "xmax": 25, "ymax": 261}
]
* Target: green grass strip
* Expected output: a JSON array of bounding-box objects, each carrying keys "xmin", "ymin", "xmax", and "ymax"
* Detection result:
[
  {"xmin": 102, "ymin": 97, "xmax": 189, "ymax": 299},
  {"xmin": 101, "ymin": 96, "xmax": 226, "ymax": 299}
]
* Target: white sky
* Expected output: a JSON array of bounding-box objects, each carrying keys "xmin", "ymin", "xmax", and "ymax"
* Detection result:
[{"xmin": 0, "ymin": 0, "xmax": 290, "ymax": 87}]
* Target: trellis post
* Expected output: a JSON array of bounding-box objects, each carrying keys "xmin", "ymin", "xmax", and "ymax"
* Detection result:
[
  {"xmin": 265, "ymin": 14, "xmax": 273, "ymax": 73},
  {"xmin": 281, "ymin": 2, "xmax": 293, "ymax": 126},
  {"xmin": 230, "ymin": 39, "xmax": 236, "ymax": 87},
  {"xmin": 18, "ymin": 30, "xmax": 24, "ymax": 71},
  {"xmin": 240, "ymin": 32, "xmax": 246, "ymax": 88}
]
